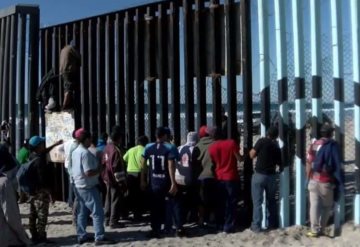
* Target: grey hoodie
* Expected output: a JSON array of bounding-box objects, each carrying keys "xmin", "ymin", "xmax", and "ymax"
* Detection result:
[{"xmin": 193, "ymin": 136, "xmax": 215, "ymax": 179}]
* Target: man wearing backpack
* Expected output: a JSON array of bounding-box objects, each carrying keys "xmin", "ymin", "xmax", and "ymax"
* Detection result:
[
  {"xmin": 26, "ymin": 136, "xmax": 62, "ymax": 244},
  {"xmin": 173, "ymin": 131, "xmax": 200, "ymax": 236},
  {"xmin": 306, "ymin": 123, "xmax": 345, "ymax": 237}
]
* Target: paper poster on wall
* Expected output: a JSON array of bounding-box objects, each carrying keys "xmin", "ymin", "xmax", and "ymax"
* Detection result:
[{"xmin": 45, "ymin": 111, "xmax": 75, "ymax": 163}]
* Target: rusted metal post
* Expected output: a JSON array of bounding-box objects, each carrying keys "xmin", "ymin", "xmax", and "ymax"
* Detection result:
[
  {"xmin": 96, "ymin": 17, "xmax": 106, "ymax": 137},
  {"xmin": 241, "ymin": 0, "xmax": 254, "ymax": 227},
  {"xmin": 169, "ymin": 2, "xmax": 181, "ymax": 145},
  {"xmin": 9, "ymin": 14, "xmax": 18, "ymax": 152},
  {"xmin": 135, "ymin": 8, "xmax": 145, "ymax": 137},
  {"xmin": 28, "ymin": 11, "xmax": 39, "ymax": 136},
  {"xmin": 225, "ymin": 0, "xmax": 238, "ymax": 140},
  {"xmin": 80, "ymin": 20, "xmax": 90, "ymax": 130},
  {"xmin": 105, "ymin": 15, "xmax": 116, "ymax": 134},
  {"xmin": 1, "ymin": 16, "xmax": 10, "ymax": 122},
  {"xmin": 115, "ymin": 13, "xmax": 125, "ymax": 129},
  {"xmin": 125, "ymin": 11, "xmax": 135, "ymax": 147},
  {"xmin": 145, "ymin": 6, "xmax": 157, "ymax": 141},
  {"xmin": 157, "ymin": 3, "xmax": 169, "ymax": 128},
  {"xmin": 88, "ymin": 19, "xmax": 98, "ymax": 135},
  {"xmin": 194, "ymin": 0, "xmax": 207, "ymax": 129},
  {"xmin": 183, "ymin": 0, "xmax": 195, "ymax": 132}
]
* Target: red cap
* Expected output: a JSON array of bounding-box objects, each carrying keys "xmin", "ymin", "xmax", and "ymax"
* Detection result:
[
  {"xmin": 199, "ymin": 125, "xmax": 208, "ymax": 138},
  {"xmin": 74, "ymin": 128, "xmax": 85, "ymax": 139}
]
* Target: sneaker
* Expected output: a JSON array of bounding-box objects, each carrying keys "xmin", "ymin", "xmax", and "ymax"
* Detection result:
[
  {"xmin": 78, "ymin": 236, "xmax": 95, "ymax": 244},
  {"xmin": 94, "ymin": 238, "xmax": 115, "ymax": 246},
  {"xmin": 306, "ymin": 231, "xmax": 319, "ymax": 238},
  {"xmin": 45, "ymin": 97, "xmax": 56, "ymax": 111}
]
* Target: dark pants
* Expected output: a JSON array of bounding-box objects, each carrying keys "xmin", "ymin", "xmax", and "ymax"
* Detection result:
[
  {"xmin": 172, "ymin": 185, "xmax": 193, "ymax": 230},
  {"xmin": 127, "ymin": 173, "xmax": 143, "ymax": 218},
  {"xmin": 216, "ymin": 180, "xmax": 239, "ymax": 232},
  {"xmin": 150, "ymin": 190, "xmax": 167, "ymax": 233},
  {"xmin": 199, "ymin": 178, "xmax": 217, "ymax": 224},
  {"xmin": 251, "ymin": 173, "xmax": 278, "ymax": 231},
  {"xmin": 104, "ymin": 184, "xmax": 122, "ymax": 225}
]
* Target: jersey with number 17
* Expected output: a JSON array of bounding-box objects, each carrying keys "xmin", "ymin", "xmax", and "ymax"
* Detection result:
[{"xmin": 142, "ymin": 142, "xmax": 177, "ymax": 192}]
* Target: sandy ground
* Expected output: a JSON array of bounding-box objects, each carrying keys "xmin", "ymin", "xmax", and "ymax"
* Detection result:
[{"xmin": 19, "ymin": 200, "xmax": 360, "ymax": 247}]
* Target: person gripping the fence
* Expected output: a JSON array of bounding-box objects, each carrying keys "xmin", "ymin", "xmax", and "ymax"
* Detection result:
[{"xmin": 306, "ymin": 122, "xmax": 345, "ymax": 238}]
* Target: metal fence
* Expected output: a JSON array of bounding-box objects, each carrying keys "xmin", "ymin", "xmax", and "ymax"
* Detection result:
[
  {"xmin": 39, "ymin": 0, "xmax": 243, "ymax": 148},
  {"xmin": 0, "ymin": 5, "xmax": 39, "ymax": 153}
]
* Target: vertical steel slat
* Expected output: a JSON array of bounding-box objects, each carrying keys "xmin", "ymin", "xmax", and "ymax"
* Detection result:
[
  {"xmin": 57, "ymin": 26, "xmax": 63, "ymax": 107},
  {"xmin": 241, "ymin": 0, "xmax": 254, "ymax": 227},
  {"xmin": 331, "ymin": 0, "xmax": 345, "ymax": 231},
  {"xmin": 183, "ymin": 0, "xmax": 195, "ymax": 132},
  {"xmin": 258, "ymin": 0, "xmax": 270, "ymax": 137},
  {"xmin": 258, "ymin": 0, "xmax": 271, "ymax": 229},
  {"xmin": 105, "ymin": 15, "xmax": 116, "ymax": 134},
  {"xmin": 80, "ymin": 21, "xmax": 90, "ymax": 130},
  {"xmin": 16, "ymin": 14, "xmax": 26, "ymax": 149},
  {"xmin": 350, "ymin": 0, "xmax": 360, "ymax": 226},
  {"xmin": 96, "ymin": 17, "xmax": 106, "ymax": 137},
  {"xmin": 274, "ymin": 0, "xmax": 289, "ymax": 228},
  {"xmin": 72, "ymin": 22, "xmax": 81, "ymax": 129},
  {"xmin": 135, "ymin": 8, "xmax": 145, "ymax": 137},
  {"xmin": 292, "ymin": 0, "xmax": 306, "ymax": 226},
  {"xmin": 88, "ymin": 19, "xmax": 98, "ymax": 135},
  {"xmin": 39, "ymin": 29, "xmax": 46, "ymax": 136},
  {"xmin": 28, "ymin": 11, "xmax": 40, "ymax": 136},
  {"xmin": 157, "ymin": 3, "xmax": 169, "ymax": 127},
  {"xmin": 310, "ymin": 0, "xmax": 322, "ymax": 138},
  {"xmin": 125, "ymin": 11, "xmax": 135, "ymax": 147},
  {"xmin": 0, "ymin": 18, "xmax": 5, "ymax": 116},
  {"xmin": 209, "ymin": 0, "xmax": 222, "ymax": 129},
  {"xmin": 169, "ymin": 2, "xmax": 181, "ymax": 145},
  {"xmin": 194, "ymin": 0, "xmax": 207, "ymax": 129},
  {"xmin": 224, "ymin": 0, "xmax": 238, "ymax": 140},
  {"xmin": 1, "ymin": 16, "xmax": 10, "ymax": 122},
  {"xmin": 9, "ymin": 14, "xmax": 18, "ymax": 152},
  {"xmin": 145, "ymin": 6, "xmax": 157, "ymax": 141},
  {"xmin": 115, "ymin": 13, "xmax": 125, "ymax": 129}
]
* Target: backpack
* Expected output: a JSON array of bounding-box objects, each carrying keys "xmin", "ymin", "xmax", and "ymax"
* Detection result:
[
  {"xmin": 175, "ymin": 145, "xmax": 194, "ymax": 186},
  {"xmin": 16, "ymin": 157, "xmax": 40, "ymax": 194},
  {"xmin": 313, "ymin": 140, "xmax": 335, "ymax": 174}
]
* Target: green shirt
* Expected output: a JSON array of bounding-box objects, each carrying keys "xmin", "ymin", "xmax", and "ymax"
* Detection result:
[
  {"xmin": 16, "ymin": 147, "xmax": 30, "ymax": 165},
  {"xmin": 123, "ymin": 145, "xmax": 144, "ymax": 173}
]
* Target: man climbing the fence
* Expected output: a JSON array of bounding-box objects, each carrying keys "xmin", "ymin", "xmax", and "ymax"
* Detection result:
[{"xmin": 60, "ymin": 40, "xmax": 81, "ymax": 111}]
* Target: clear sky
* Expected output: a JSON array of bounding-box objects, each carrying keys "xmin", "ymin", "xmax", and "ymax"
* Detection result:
[{"xmin": 0, "ymin": 0, "xmax": 161, "ymax": 27}]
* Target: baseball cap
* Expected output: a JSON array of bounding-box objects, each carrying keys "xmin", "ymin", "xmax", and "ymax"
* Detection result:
[
  {"xmin": 74, "ymin": 128, "xmax": 85, "ymax": 139},
  {"xmin": 29, "ymin": 136, "xmax": 45, "ymax": 147},
  {"xmin": 199, "ymin": 125, "xmax": 207, "ymax": 138}
]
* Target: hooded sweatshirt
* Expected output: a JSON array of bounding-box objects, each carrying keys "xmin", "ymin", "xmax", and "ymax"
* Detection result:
[{"xmin": 193, "ymin": 136, "xmax": 215, "ymax": 180}]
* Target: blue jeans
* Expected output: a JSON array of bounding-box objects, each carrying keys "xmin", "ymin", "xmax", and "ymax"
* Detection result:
[
  {"xmin": 75, "ymin": 187, "xmax": 105, "ymax": 241},
  {"xmin": 251, "ymin": 173, "xmax": 278, "ymax": 231},
  {"xmin": 216, "ymin": 180, "xmax": 239, "ymax": 232}
]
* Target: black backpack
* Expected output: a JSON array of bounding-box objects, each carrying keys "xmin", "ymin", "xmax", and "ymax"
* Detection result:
[{"xmin": 16, "ymin": 157, "xmax": 39, "ymax": 194}]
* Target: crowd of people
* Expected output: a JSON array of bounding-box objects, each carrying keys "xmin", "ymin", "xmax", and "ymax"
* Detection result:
[{"xmin": 0, "ymin": 121, "xmax": 345, "ymax": 246}]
